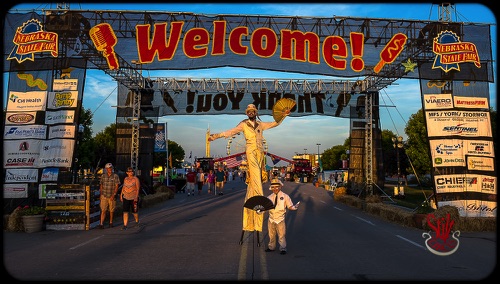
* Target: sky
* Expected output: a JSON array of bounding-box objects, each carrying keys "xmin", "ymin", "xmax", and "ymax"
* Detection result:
[{"xmin": 3, "ymin": 2, "xmax": 497, "ymax": 166}]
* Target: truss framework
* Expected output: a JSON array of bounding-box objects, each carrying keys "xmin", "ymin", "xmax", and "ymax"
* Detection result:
[{"xmin": 7, "ymin": 7, "xmax": 490, "ymax": 190}]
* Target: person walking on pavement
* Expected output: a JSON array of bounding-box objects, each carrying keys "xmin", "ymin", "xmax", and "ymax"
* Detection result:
[
  {"xmin": 209, "ymin": 103, "xmax": 289, "ymax": 232},
  {"xmin": 214, "ymin": 166, "xmax": 226, "ymax": 195},
  {"xmin": 205, "ymin": 169, "xmax": 216, "ymax": 195},
  {"xmin": 196, "ymin": 168, "xmax": 205, "ymax": 195},
  {"xmin": 120, "ymin": 167, "xmax": 141, "ymax": 230},
  {"xmin": 265, "ymin": 178, "xmax": 300, "ymax": 255},
  {"xmin": 99, "ymin": 163, "xmax": 120, "ymax": 229},
  {"xmin": 186, "ymin": 168, "xmax": 197, "ymax": 196}
]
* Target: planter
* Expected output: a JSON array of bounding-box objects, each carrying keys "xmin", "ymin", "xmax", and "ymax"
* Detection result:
[{"xmin": 22, "ymin": 214, "xmax": 45, "ymax": 233}]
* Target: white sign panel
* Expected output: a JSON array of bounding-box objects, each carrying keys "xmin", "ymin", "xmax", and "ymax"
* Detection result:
[
  {"xmin": 4, "ymin": 169, "xmax": 39, "ymax": 183},
  {"xmin": 429, "ymin": 139, "xmax": 495, "ymax": 167},
  {"xmin": 48, "ymin": 125, "xmax": 76, "ymax": 139},
  {"xmin": 40, "ymin": 168, "xmax": 59, "ymax": 182},
  {"xmin": 3, "ymin": 125, "xmax": 47, "ymax": 140},
  {"xmin": 435, "ymin": 174, "xmax": 496, "ymax": 194},
  {"xmin": 425, "ymin": 110, "xmax": 491, "ymax": 137},
  {"xmin": 467, "ymin": 156, "xmax": 495, "ymax": 172},
  {"xmin": 3, "ymin": 183, "xmax": 28, "ymax": 198},
  {"xmin": 47, "ymin": 90, "xmax": 78, "ymax": 109},
  {"xmin": 52, "ymin": 78, "xmax": 78, "ymax": 91},
  {"xmin": 39, "ymin": 183, "xmax": 57, "ymax": 199},
  {"xmin": 453, "ymin": 96, "xmax": 489, "ymax": 109},
  {"xmin": 438, "ymin": 200, "xmax": 496, "ymax": 218},
  {"xmin": 423, "ymin": 93, "xmax": 453, "ymax": 110},
  {"xmin": 6, "ymin": 91, "xmax": 47, "ymax": 111},
  {"xmin": 37, "ymin": 139, "xmax": 74, "ymax": 167},
  {"xmin": 45, "ymin": 110, "xmax": 75, "ymax": 125},
  {"xmin": 3, "ymin": 139, "xmax": 42, "ymax": 168},
  {"xmin": 4, "ymin": 112, "xmax": 38, "ymax": 125}
]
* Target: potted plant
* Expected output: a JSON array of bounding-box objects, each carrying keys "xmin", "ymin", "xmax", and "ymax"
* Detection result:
[
  {"xmin": 19, "ymin": 205, "xmax": 46, "ymax": 233},
  {"xmin": 413, "ymin": 200, "xmax": 435, "ymax": 229}
]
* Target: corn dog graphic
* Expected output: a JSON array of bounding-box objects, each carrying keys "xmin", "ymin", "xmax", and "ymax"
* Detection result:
[
  {"xmin": 374, "ymin": 33, "xmax": 407, "ymax": 73},
  {"xmin": 89, "ymin": 23, "xmax": 119, "ymax": 70},
  {"xmin": 17, "ymin": 73, "xmax": 48, "ymax": 90}
]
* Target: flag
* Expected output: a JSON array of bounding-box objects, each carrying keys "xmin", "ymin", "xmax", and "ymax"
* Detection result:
[
  {"xmin": 189, "ymin": 151, "xmax": 192, "ymax": 159},
  {"xmin": 154, "ymin": 123, "xmax": 167, "ymax": 152},
  {"xmin": 225, "ymin": 154, "xmax": 243, "ymax": 168},
  {"xmin": 268, "ymin": 153, "xmax": 281, "ymax": 165},
  {"xmin": 169, "ymin": 152, "xmax": 173, "ymax": 168}
]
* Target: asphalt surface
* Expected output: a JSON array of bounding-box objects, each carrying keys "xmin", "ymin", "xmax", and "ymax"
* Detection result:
[{"xmin": 3, "ymin": 178, "xmax": 497, "ymax": 281}]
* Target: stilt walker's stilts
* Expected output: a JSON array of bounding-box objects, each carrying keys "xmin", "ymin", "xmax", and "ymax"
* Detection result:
[
  {"xmin": 239, "ymin": 230, "xmax": 245, "ymax": 245},
  {"xmin": 239, "ymin": 230, "xmax": 262, "ymax": 246}
]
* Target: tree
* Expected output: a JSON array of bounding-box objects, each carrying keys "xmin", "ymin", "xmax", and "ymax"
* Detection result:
[
  {"xmin": 75, "ymin": 107, "xmax": 95, "ymax": 170},
  {"xmin": 380, "ymin": 129, "xmax": 409, "ymax": 177},
  {"xmin": 321, "ymin": 138, "xmax": 349, "ymax": 170},
  {"xmin": 404, "ymin": 109, "xmax": 431, "ymax": 176},
  {"xmin": 93, "ymin": 123, "xmax": 117, "ymax": 170},
  {"xmin": 153, "ymin": 140, "xmax": 185, "ymax": 169}
]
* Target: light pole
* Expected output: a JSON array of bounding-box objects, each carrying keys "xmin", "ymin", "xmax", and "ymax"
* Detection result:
[
  {"xmin": 392, "ymin": 136, "xmax": 403, "ymax": 196},
  {"xmin": 316, "ymin": 143, "xmax": 321, "ymax": 169}
]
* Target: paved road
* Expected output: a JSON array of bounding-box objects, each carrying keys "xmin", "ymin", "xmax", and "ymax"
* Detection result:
[{"xmin": 3, "ymin": 179, "xmax": 497, "ymax": 281}]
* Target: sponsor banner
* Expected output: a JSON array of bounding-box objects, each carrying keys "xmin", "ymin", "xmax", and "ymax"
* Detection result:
[
  {"xmin": 4, "ymin": 111, "xmax": 37, "ymax": 125},
  {"xmin": 154, "ymin": 123, "xmax": 167, "ymax": 152},
  {"xmin": 467, "ymin": 156, "xmax": 495, "ymax": 172},
  {"xmin": 6, "ymin": 91, "xmax": 47, "ymax": 111},
  {"xmin": 429, "ymin": 139, "xmax": 495, "ymax": 167},
  {"xmin": 37, "ymin": 139, "xmax": 74, "ymax": 167},
  {"xmin": 423, "ymin": 93, "xmax": 453, "ymax": 110},
  {"xmin": 3, "ymin": 124, "xmax": 47, "ymax": 140},
  {"xmin": 4, "ymin": 168, "xmax": 39, "ymax": 183},
  {"xmin": 48, "ymin": 124, "xmax": 76, "ymax": 139},
  {"xmin": 453, "ymin": 96, "xmax": 489, "ymax": 109},
  {"xmin": 3, "ymin": 183, "xmax": 28, "ymax": 198},
  {"xmin": 47, "ymin": 90, "xmax": 78, "ymax": 109},
  {"xmin": 435, "ymin": 174, "xmax": 496, "ymax": 194},
  {"xmin": 3, "ymin": 139, "xmax": 42, "ymax": 168},
  {"xmin": 39, "ymin": 183, "xmax": 58, "ymax": 199},
  {"xmin": 117, "ymin": 82, "xmax": 369, "ymax": 118},
  {"xmin": 52, "ymin": 78, "xmax": 78, "ymax": 91},
  {"xmin": 40, "ymin": 167, "xmax": 59, "ymax": 182},
  {"xmin": 425, "ymin": 110, "xmax": 491, "ymax": 137},
  {"xmin": 45, "ymin": 109, "xmax": 75, "ymax": 125},
  {"xmin": 437, "ymin": 200, "xmax": 496, "ymax": 218}
]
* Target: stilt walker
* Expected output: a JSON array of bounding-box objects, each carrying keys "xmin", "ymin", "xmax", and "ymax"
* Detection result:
[{"xmin": 208, "ymin": 99, "xmax": 295, "ymax": 246}]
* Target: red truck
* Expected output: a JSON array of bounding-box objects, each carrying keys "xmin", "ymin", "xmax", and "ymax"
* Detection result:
[{"xmin": 288, "ymin": 158, "xmax": 313, "ymax": 182}]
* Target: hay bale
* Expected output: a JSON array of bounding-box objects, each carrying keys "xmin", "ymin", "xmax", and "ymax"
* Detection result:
[
  {"xmin": 365, "ymin": 194, "xmax": 382, "ymax": 203},
  {"xmin": 422, "ymin": 205, "xmax": 460, "ymax": 231},
  {"xmin": 7, "ymin": 207, "xmax": 24, "ymax": 232}
]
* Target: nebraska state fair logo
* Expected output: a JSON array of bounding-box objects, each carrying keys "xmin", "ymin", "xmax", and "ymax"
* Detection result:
[
  {"xmin": 422, "ymin": 213, "xmax": 460, "ymax": 256},
  {"xmin": 432, "ymin": 30, "xmax": 480, "ymax": 72},
  {"xmin": 7, "ymin": 19, "xmax": 58, "ymax": 63}
]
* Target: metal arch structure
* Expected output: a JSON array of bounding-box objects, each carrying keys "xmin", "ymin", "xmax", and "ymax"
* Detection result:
[{"xmin": 4, "ymin": 5, "xmax": 494, "ymax": 190}]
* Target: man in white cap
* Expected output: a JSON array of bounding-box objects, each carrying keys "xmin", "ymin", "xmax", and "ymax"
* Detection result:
[
  {"xmin": 99, "ymin": 163, "xmax": 121, "ymax": 229},
  {"xmin": 265, "ymin": 178, "xmax": 299, "ymax": 255},
  {"xmin": 209, "ymin": 103, "xmax": 289, "ymax": 234}
]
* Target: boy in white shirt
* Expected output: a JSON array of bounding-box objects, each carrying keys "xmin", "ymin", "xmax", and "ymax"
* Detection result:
[{"xmin": 265, "ymin": 179, "xmax": 300, "ymax": 255}]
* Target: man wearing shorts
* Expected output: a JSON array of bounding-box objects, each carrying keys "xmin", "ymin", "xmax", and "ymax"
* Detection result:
[
  {"xmin": 99, "ymin": 163, "xmax": 120, "ymax": 229},
  {"xmin": 215, "ymin": 166, "xmax": 226, "ymax": 195}
]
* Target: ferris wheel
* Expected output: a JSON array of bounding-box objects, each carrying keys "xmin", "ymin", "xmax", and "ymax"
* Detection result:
[{"xmin": 226, "ymin": 133, "xmax": 267, "ymax": 155}]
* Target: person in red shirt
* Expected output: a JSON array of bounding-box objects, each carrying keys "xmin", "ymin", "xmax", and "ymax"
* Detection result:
[{"xmin": 185, "ymin": 169, "xmax": 197, "ymax": 196}]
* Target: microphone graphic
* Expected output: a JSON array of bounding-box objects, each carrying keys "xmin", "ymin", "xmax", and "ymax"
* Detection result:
[{"xmin": 89, "ymin": 23, "xmax": 119, "ymax": 70}]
